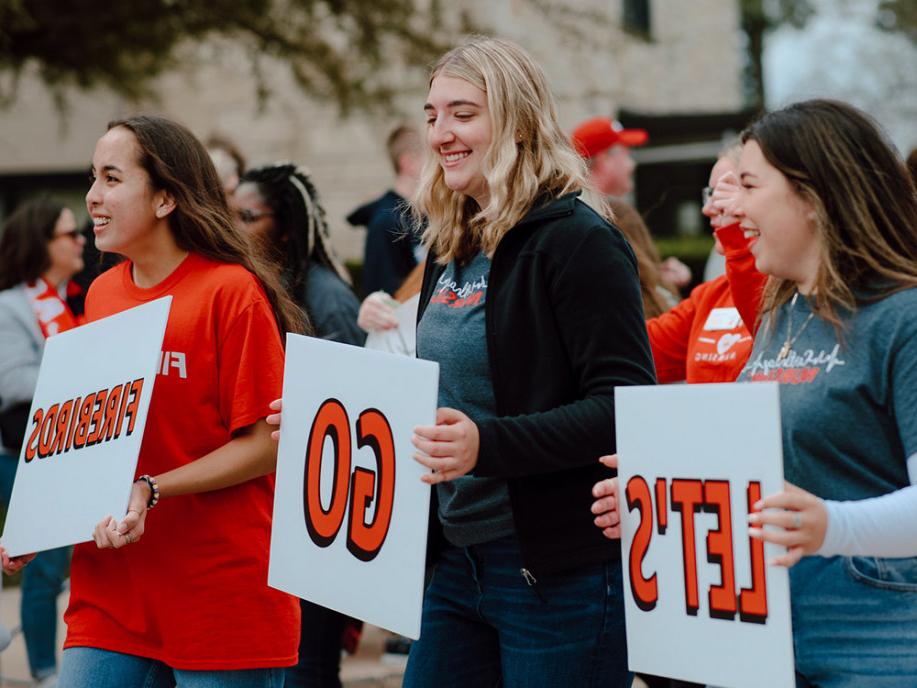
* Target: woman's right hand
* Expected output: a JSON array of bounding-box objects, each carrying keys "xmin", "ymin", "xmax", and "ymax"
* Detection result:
[
  {"xmin": 266, "ymin": 398, "xmax": 283, "ymax": 440},
  {"xmin": 712, "ymin": 171, "xmax": 741, "ymax": 225},
  {"xmin": 93, "ymin": 482, "xmax": 149, "ymax": 549},
  {"xmin": 591, "ymin": 454, "xmax": 621, "ymax": 539},
  {"xmin": 358, "ymin": 292, "xmax": 399, "ymax": 332},
  {"xmin": 0, "ymin": 545, "xmax": 36, "ymax": 574}
]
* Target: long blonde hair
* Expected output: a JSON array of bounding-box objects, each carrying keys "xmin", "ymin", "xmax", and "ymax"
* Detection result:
[
  {"xmin": 414, "ymin": 36, "xmax": 605, "ymax": 264},
  {"xmin": 743, "ymin": 100, "xmax": 917, "ymax": 332}
]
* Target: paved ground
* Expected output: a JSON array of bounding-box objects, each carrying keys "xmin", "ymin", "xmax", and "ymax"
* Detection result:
[{"xmin": 0, "ymin": 584, "xmax": 404, "ymax": 687}]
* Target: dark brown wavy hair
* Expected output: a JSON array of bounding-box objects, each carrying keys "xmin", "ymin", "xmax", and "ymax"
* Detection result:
[
  {"xmin": 742, "ymin": 99, "xmax": 917, "ymax": 331},
  {"xmin": 0, "ymin": 197, "xmax": 67, "ymax": 291},
  {"xmin": 108, "ymin": 116, "xmax": 307, "ymax": 335}
]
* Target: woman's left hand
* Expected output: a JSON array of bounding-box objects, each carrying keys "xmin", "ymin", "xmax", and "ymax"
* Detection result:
[
  {"xmin": 0, "ymin": 545, "xmax": 36, "ymax": 574},
  {"xmin": 92, "ymin": 481, "xmax": 149, "ymax": 549},
  {"xmin": 747, "ymin": 482, "xmax": 828, "ymax": 567},
  {"xmin": 412, "ymin": 407, "xmax": 479, "ymax": 484}
]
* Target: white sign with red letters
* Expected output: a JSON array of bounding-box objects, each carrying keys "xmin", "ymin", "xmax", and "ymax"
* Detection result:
[
  {"xmin": 2, "ymin": 297, "xmax": 170, "ymax": 557},
  {"xmin": 269, "ymin": 334, "xmax": 439, "ymax": 638},
  {"xmin": 614, "ymin": 382, "xmax": 794, "ymax": 688}
]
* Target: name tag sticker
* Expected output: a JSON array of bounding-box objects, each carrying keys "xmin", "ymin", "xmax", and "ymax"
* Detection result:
[{"xmin": 703, "ymin": 307, "xmax": 742, "ymax": 331}]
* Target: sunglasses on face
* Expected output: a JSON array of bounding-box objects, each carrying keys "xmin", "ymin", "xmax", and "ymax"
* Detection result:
[
  {"xmin": 236, "ymin": 208, "xmax": 274, "ymax": 224},
  {"xmin": 51, "ymin": 229, "xmax": 83, "ymax": 241}
]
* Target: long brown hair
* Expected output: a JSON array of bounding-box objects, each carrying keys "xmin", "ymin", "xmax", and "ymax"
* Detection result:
[
  {"xmin": 109, "ymin": 116, "xmax": 307, "ymax": 335},
  {"xmin": 742, "ymin": 99, "xmax": 917, "ymax": 331},
  {"xmin": 415, "ymin": 37, "xmax": 607, "ymax": 264},
  {"xmin": 606, "ymin": 199, "xmax": 672, "ymax": 318},
  {"xmin": 0, "ymin": 197, "xmax": 67, "ymax": 291}
]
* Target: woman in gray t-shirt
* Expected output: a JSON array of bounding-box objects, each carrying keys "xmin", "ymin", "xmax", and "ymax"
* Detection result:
[{"xmin": 730, "ymin": 99, "xmax": 917, "ymax": 686}]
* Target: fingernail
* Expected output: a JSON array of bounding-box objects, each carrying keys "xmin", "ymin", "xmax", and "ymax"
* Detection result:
[
  {"xmin": 753, "ymin": 500, "xmax": 763, "ymax": 510},
  {"xmin": 748, "ymin": 527, "xmax": 761, "ymax": 538},
  {"xmin": 747, "ymin": 513, "xmax": 759, "ymax": 523}
]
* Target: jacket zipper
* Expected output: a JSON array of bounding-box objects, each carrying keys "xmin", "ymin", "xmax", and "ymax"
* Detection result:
[{"xmin": 520, "ymin": 568, "xmax": 537, "ymax": 586}]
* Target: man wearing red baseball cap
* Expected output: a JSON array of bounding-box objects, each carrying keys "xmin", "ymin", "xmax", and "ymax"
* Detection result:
[
  {"xmin": 571, "ymin": 117, "xmax": 648, "ymax": 197},
  {"xmin": 572, "ymin": 117, "xmax": 692, "ymax": 289}
]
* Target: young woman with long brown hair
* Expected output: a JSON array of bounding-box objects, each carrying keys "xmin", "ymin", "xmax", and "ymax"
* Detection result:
[{"xmin": 6, "ymin": 115, "xmax": 303, "ymax": 688}]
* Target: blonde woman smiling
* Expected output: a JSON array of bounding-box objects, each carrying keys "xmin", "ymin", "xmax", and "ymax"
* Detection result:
[{"xmin": 404, "ymin": 37, "xmax": 655, "ymax": 687}]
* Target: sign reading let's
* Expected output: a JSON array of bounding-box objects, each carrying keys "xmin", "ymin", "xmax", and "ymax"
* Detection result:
[
  {"xmin": 614, "ymin": 383, "xmax": 795, "ymax": 688},
  {"xmin": 269, "ymin": 335, "xmax": 438, "ymax": 638}
]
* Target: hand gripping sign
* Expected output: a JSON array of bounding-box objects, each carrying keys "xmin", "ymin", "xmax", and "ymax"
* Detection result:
[
  {"xmin": 614, "ymin": 382, "xmax": 794, "ymax": 688},
  {"xmin": 269, "ymin": 334, "xmax": 438, "ymax": 638},
  {"xmin": 2, "ymin": 297, "xmax": 170, "ymax": 557}
]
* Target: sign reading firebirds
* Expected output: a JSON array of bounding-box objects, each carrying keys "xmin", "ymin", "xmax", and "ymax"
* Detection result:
[
  {"xmin": 614, "ymin": 383, "xmax": 794, "ymax": 688},
  {"xmin": 2, "ymin": 297, "xmax": 170, "ymax": 557}
]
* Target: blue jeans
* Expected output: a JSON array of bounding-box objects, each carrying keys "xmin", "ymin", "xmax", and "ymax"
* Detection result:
[
  {"xmin": 792, "ymin": 555, "xmax": 917, "ymax": 687},
  {"xmin": 403, "ymin": 535, "xmax": 629, "ymax": 688},
  {"xmin": 284, "ymin": 599, "xmax": 348, "ymax": 688},
  {"xmin": 21, "ymin": 546, "xmax": 70, "ymax": 679},
  {"xmin": 1, "ymin": 450, "xmax": 71, "ymax": 680},
  {"xmin": 58, "ymin": 647, "xmax": 286, "ymax": 688}
]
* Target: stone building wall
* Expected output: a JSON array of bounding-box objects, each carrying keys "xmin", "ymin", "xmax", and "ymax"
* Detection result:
[{"xmin": 0, "ymin": 0, "xmax": 744, "ymax": 261}]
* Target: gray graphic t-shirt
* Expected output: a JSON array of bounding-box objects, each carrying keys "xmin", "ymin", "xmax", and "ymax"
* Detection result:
[
  {"xmin": 738, "ymin": 288, "xmax": 917, "ymax": 502},
  {"xmin": 416, "ymin": 252, "xmax": 515, "ymax": 546}
]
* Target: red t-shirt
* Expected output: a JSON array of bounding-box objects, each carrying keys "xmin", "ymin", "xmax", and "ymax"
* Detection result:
[
  {"xmin": 64, "ymin": 253, "xmax": 299, "ymax": 669},
  {"xmin": 646, "ymin": 223, "xmax": 764, "ymax": 384}
]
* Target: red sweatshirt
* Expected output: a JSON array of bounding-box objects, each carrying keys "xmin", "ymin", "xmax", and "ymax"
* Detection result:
[{"xmin": 646, "ymin": 223, "xmax": 765, "ymax": 384}]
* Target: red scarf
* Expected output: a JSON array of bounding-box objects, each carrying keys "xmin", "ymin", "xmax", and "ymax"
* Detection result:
[{"xmin": 24, "ymin": 278, "xmax": 82, "ymax": 338}]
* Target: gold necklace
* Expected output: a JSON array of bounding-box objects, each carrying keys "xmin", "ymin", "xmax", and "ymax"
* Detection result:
[{"xmin": 777, "ymin": 292, "xmax": 816, "ymax": 361}]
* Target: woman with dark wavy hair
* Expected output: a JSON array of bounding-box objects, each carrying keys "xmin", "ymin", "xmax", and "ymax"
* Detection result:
[
  {"xmin": 730, "ymin": 100, "xmax": 917, "ymax": 685},
  {"xmin": 0, "ymin": 197, "xmax": 85, "ymax": 685},
  {"xmin": 5, "ymin": 115, "xmax": 304, "ymax": 688},
  {"xmin": 234, "ymin": 163, "xmax": 362, "ymax": 349}
]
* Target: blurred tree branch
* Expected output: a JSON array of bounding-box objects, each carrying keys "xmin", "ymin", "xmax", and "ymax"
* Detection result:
[{"xmin": 0, "ymin": 0, "xmax": 475, "ymax": 112}]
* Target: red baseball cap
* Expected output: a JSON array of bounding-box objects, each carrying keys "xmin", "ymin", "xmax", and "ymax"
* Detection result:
[{"xmin": 571, "ymin": 117, "xmax": 649, "ymax": 158}]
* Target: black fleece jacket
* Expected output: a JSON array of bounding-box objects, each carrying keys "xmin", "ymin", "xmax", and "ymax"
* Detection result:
[{"xmin": 418, "ymin": 192, "xmax": 657, "ymax": 578}]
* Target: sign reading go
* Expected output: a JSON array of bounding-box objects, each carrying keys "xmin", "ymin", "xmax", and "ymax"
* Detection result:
[
  {"xmin": 269, "ymin": 335, "xmax": 439, "ymax": 639},
  {"xmin": 303, "ymin": 399, "xmax": 395, "ymax": 561}
]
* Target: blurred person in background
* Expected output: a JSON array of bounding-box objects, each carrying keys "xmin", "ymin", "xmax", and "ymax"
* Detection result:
[
  {"xmin": 644, "ymin": 144, "xmax": 763, "ymax": 385},
  {"xmin": 572, "ymin": 116, "xmax": 692, "ymax": 292},
  {"xmin": 347, "ymin": 124, "xmax": 424, "ymax": 297},
  {"xmin": 206, "ymin": 134, "xmax": 247, "ymax": 196},
  {"xmin": 0, "ymin": 197, "xmax": 85, "ymax": 688},
  {"xmin": 606, "ymin": 199, "xmax": 678, "ymax": 317},
  {"xmin": 233, "ymin": 162, "xmax": 363, "ymax": 688},
  {"xmin": 234, "ymin": 163, "xmax": 362, "ymax": 349}
]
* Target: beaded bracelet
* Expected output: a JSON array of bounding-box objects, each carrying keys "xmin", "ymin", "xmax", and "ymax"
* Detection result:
[{"xmin": 135, "ymin": 474, "xmax": 160, "ymax": 510}]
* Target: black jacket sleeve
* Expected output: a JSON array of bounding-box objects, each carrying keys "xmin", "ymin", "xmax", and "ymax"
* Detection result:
[{"xmin": 475, "ymin": 223, "xmax": 656, "ymax": 478}]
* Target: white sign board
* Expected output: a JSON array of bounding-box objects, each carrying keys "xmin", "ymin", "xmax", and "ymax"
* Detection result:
[
  {"xmin": 2, "ymin": 297, "xmax": 171, "ymax": 556},
  {"xmin": 269, "ymin": 334, "xmax": 439, "ymax": 638},
  {"xmin": 615, "ymin": 382, "xmax": 794, "ymax": 688}
]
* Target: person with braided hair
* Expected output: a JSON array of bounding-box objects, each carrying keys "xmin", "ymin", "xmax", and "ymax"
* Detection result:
[
  {"xmin": 234, "ymin": 164, "xmax": 364, "ymax": 350},
  {"xmin": 232, "ymin": 163, "xmax": 363, "ymax": 688}
]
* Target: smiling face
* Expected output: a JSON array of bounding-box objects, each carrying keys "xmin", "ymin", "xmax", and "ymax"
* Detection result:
[
  {"xmin": 45, "ymin": 208, "xmax": 85, "ymax": 282},
  {"xmin": 86, "ymin": 126, "xmax": 173, "ymax": 259},
  {"xmin": 734, "ymin": 140, "xmax": 821, "ymax": 292},
  {"xmin": 424, "ymin": 75, "xmax": 493, "ymax": 207}
]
